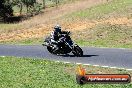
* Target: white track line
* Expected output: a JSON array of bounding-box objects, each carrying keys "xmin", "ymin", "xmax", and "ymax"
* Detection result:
[
  {"xmin": 102, "ymin": 66, "xmax": 109, "ymax": 68},
  {"xmin": 83, "ymin": 64, "xmax": 90, "ymax": 66},
  {"xmin": 89, "ymin": 46, "xmax": 132, "ymax": 50},
  {"xmin": 93, "ymin": 65, "xmax": 100, "ymax": 67},
  {"xmin": 0, "ymin": 56, "xmax": 131, "ymax": 71},
  {"xmin": 63, "ymin": 62, "xmax": 71, "ymax": 64},
  {"xmin": 60, "ymin": 61, "xmax": 132, "ymax": 71},
  {"xmin": 119, "ymin": 68, "xmax": 125, "ymax": 70},
  {"xmin": 0, "ymin": 56, "xmax": 5, "ymax": 57},
  {"xmin": 110, "ymin": 67, "xmax": 117, "ymax": 69},
  {"xmin": 126, "ymin": 69, "xmax": 132, "ymax": 71},
  {"xmin": 55, "ymin": 61, "xmax": 60, "ymax": 63},
  {"xmin": 76, "ymin": 63, "xmax": 82, "ymax": 65}
]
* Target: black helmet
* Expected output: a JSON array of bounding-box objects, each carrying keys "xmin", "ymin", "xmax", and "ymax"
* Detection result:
[{"xmin": 54, "ymin": 24, "xmax": 61, "ymax": 33}]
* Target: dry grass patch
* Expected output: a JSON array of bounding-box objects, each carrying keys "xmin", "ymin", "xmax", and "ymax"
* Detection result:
[{"xmin": 0, "ymin": 17, "xmax": 132, "ymax": 43}]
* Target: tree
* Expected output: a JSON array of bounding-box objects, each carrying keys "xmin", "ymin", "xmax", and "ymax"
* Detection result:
[
  {"xmin": 22, "ymin": 0, "xmax": 36, "ymax": 13},
  {"xmin": 11, "ymin": 0, "xmax": 23, "ymax": 15},
  {"xmin": 42, "ymin": 0, "xmax": 46, "ymax": 9},
  {"xmin": 0, "ymin": 0, "xmax": 13, "ymax": 22},
  {"xmin": 52, "ymin": 0, "xmax": 60, "ymax": 7}
]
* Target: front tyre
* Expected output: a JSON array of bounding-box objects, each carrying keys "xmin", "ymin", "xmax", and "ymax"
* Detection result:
[
  {"xmin": 47, "ymin": 46, "xmax": 53, "ymax": 54},
  {"xmin": 72, "ymin": 45, "xmax": 83, "ymax": 57},
  {"xmin": 47, "ymin": 46, "xmax": 59, "ymax": 55}
]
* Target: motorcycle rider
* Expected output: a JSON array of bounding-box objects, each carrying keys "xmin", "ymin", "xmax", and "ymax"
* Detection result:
[
  {"xmin": 50, "ymin": 24, "xmax": 73, "ymax": 53},
  {"xmin": 50, "ymin": 24, "xmax": 63, "ymax": 53},
  {"xmin": 43, "ymin": 25, "xmax": 83, "ymax": 56}
]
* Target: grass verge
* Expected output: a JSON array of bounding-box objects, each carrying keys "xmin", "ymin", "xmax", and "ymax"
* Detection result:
[
  {"xmin": 66, "ymin": 0, "xmax": 132, "ymax": 20},
  {"xmin": 0, "ymin": 38, "xmax": 43, "ymax": 45},
  {"xmin": 0, "ymin": 56, "xmax": 132, "ymax": 88},
  {"xmin": 3, "ymin": 24, "xmax": 132, "ymax": 48},
  {"xmin": 74, "ymin": 24, "xmax": 132, "ymax": 48}
]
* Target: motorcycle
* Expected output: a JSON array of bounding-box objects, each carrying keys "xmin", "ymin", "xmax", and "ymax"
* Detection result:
[{"xmin": 42, "ymin": 31, "xmax": 83, "ymax": 57}]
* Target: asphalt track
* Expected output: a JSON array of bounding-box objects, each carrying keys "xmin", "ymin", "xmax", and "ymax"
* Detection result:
[{"xmin": 0, "ymin": 45, "xmax": 132, "ymax": 69}]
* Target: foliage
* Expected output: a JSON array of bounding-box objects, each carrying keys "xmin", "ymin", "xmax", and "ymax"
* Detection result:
[{"xmin": 0, "ymin": 0, "xmax": 13, "ymax": 22}]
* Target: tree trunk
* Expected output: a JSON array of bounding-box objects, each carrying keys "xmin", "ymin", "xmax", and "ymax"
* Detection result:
[
  {"xmin": 55, "ymin": 0, "xmax": 58, "ymax": 8},
  {"xmin": 20, "ymin": 3, "xmax": 23, "ymax": 15},
  {"xmin": 43, "ymin": 0, "xmax": 46, "ymax": 9},
  {"xmin": 26, "ymin": 4, "xmax": 29, "ymax": 13}
]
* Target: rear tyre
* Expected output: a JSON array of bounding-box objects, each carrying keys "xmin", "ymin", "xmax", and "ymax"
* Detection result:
[{"xmin": 72, "ymin": 45, "xmax": 83, "ymax": 57}]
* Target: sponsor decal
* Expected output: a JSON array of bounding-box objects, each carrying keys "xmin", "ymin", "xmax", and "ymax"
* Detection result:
[{"xmin": 76, "ymin": 65, "xmax": 131, "ymax": 84}]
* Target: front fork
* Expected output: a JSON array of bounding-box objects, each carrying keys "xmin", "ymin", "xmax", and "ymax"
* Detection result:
[{"xmin": 65, "ymin": 41, "xmax": 78, "ymax": 50}]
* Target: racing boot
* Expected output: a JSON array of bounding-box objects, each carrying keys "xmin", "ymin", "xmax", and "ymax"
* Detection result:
[{"xmin": 52, "ymin": 45, "xmax": 59, "ymax": 54}]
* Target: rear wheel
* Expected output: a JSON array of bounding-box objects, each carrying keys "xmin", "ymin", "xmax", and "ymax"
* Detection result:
[{"xmin": 72, "ymin": 45, "xmax": 83, "ymax": 57}]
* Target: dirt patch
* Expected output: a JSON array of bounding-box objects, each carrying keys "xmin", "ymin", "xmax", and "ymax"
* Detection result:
[
  {"xmin": 0, "ymin": 17, "xmax": 132, "ymax": 42},
  {"xmin": 102, "ymin": 17, "xmax": 131, "ymax": 25},
  {"xmin": 63, "ymin": 17, "xmax": 132, "ymax": 31},
  {"xmin": 0, "ymin": 27, "xmax": 51, "ymax": 42}
]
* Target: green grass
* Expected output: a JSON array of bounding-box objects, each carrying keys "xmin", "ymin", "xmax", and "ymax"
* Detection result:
[
  {"xmin": 0, "ymin": 56, "xmax": 132, "ymax": 88},
  {"xmin": 66, "ymin": 0, "xmax": 132, "ymax": 20},
  {"xmin": 63, "ymin": 0, "xmax": 132, "ymax": 48},
  {"xmin": 0, "ymin": 23, "xmax": 21, "ymax": 33},
  {"xmin": 74, "ymin": 24, "xmax": 132, "ymax": 48},
  {"xmin": 11, "ymin": 38, "xmax": 42, "ymax": 45},
  {"xmin": 0, "ymin": 37, "xmax": 43, "ymax": 45}
]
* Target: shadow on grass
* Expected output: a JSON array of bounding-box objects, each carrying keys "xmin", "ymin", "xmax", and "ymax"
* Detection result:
[{"xmin": 59, "ymin": 54, "xmax": 99, "ymax": 57}]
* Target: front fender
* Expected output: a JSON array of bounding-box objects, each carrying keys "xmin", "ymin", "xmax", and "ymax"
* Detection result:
[{"xmin": 42, "ymin": 42, "xmax": 49, "ymax": 46}]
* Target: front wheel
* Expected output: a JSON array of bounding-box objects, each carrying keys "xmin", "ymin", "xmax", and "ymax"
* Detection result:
[
  {"xmin": 47, "ymin": 45, "xmax": 59, "ymax": 55},
  {"xmin": 72, "ymin": 45, "xmax": 83, "ymax": 57},
  {"xmin": 47, "ymin": 46, "xmax": 53, "ymax": 54}
]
